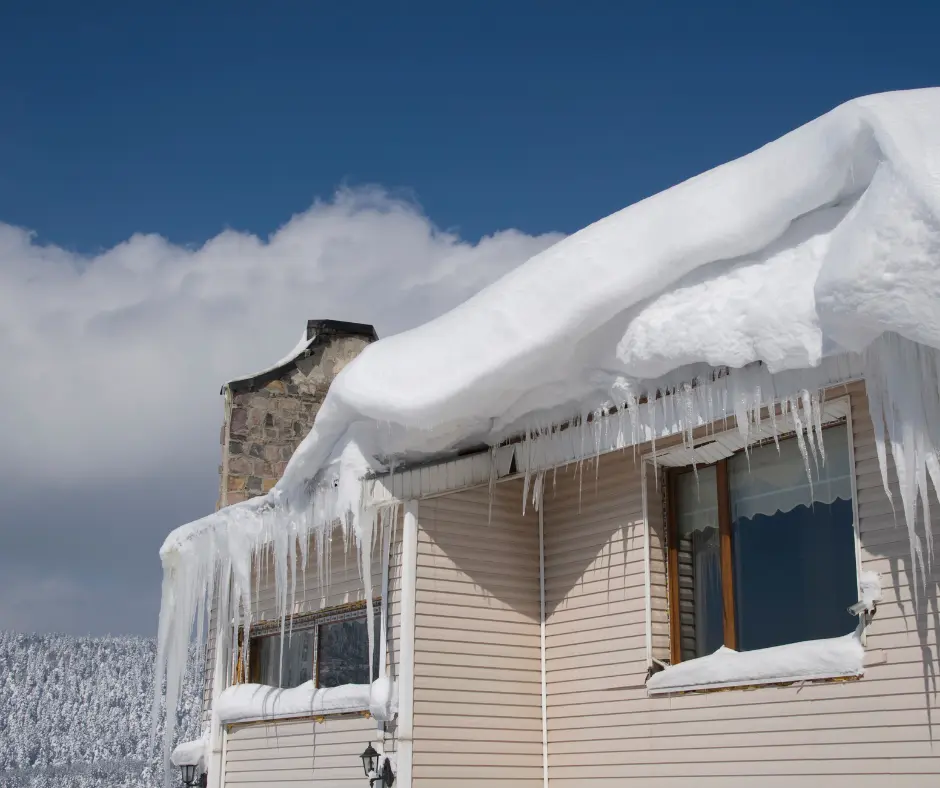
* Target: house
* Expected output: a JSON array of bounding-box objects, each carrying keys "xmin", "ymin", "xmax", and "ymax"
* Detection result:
[{"xmin": 158, "ymin": 88, "xmax": 940, "ymax": 788}]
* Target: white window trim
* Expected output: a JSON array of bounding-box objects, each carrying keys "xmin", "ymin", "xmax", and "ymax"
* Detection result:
[{"xmin": 642, "ymin": 394, "xmax": 871, "ymax": 694}]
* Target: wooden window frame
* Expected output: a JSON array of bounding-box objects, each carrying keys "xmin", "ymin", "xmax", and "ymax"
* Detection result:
[
  {"xmin": 237, "ymin": 598, "xmax": 380, "ymax": 686},
  {"xmin": 664, "ymin": 420, "xmax": 852, "ymax": 665}
]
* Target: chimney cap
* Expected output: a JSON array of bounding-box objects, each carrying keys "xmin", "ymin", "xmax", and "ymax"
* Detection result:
[
  {"xmin": 306, "ymin": 319, "xmax": 378, "ymax": 342},
  {"xmin": 222, "ymin": 319, "xmax": 379, "ymax": 394}
]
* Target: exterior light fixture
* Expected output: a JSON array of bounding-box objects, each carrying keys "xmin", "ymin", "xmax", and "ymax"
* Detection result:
[
  {"xmin": 360, "ymin": 743, "xmax": 379, "ymax": 777},
  {"xmin": 360, "ymin": 743, "xmax": 395, "ymax": 786},
  {"xmin": 179, "ymin": 764, "xmax": 207, "ymax": 787}
]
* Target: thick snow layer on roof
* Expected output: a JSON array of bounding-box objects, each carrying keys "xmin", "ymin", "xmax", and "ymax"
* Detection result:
[
  {"xmin": 153, "ymin": 88, "xmax": 940, "ymax": 780},
  {"xmin": 646, "ymin": 633, "xmax": 865, "ymax": 695}
]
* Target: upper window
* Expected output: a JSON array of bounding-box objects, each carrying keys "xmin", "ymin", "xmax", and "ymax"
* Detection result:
[
  {"xmin": 244, "ymin": 602, "xmax": 380, "ymax": 689},
  {"xmin": 667, "ymin": 422, "xmax": 858, "ymax": 664}
]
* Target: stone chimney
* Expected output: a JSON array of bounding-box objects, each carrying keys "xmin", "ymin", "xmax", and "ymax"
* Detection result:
[{"xmin": 217, "ymin": 320, "xmax": 378, "ymax": 509}]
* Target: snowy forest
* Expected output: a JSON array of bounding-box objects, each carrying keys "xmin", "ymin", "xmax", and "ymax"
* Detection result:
[{"xmin": 0, "ymin": 631, "xmax": 202, "ymax": 788}]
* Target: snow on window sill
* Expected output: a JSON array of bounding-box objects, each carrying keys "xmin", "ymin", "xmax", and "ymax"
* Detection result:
[
  {"xmin": 646, "ymin": 633, "xmax": 865, "ymax": 696},
  {"xmin": 215, "ymin": 677, "xmax": 396, "ymax": 725},
  {"xmin": 215, "ymin": 681, "xmax": 372, "ymax": 725}
]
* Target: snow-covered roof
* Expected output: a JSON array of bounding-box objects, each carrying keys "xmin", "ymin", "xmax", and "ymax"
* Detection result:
[
  {"xmin": 153, "ymin": 88, "xmax": 940, "ymax": 776},
  {"xmin": 167, "ymin": 87, "xmax": 940, "ymax": 551}
]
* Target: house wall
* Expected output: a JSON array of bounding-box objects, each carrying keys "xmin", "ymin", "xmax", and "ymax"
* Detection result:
[
  {"xmin": 541, "ymin": 380, "xmax": 940, "ymax": 787},
  {"xmin": 411, "ymin": 482, "xmax": 544, "ymax": 787}
]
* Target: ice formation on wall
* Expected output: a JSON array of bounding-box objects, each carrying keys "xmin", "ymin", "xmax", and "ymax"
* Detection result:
[{"xmin": 153, "ymin": 88, "xmax": 940, "ymax": 779}]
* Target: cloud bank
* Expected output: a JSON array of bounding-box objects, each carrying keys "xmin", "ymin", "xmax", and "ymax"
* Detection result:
[{"xmin": 0, "ymin": 188, "xmax": 561, "ymax": 634}]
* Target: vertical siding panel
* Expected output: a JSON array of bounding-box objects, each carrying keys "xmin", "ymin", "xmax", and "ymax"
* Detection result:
[
  {"xmin": 412, "ymin": 482, "xmax": 544, "ymax": 787},
  {"xmin": 543, "ymin": 381, "xmax": 940, "ymax": 785}
]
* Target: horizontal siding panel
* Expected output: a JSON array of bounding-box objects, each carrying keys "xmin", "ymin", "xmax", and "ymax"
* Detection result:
[
  {"xmin": 412, "ymin": 713, "xmax": 542, "ymax": 730},
  {"xmin": 550, "ymin": 778, "xmax": 936, "ymax": 788},
  {"xmin": 547, "ymin": 758, "xmax": 940, "ymax": 780},
  {"xmin": 414, "ymin": 764, "xmax": 542, "ymax": 780},
  {"xmin": 413, "ymin": 724, "xmax": 543, "ymax": 743}
]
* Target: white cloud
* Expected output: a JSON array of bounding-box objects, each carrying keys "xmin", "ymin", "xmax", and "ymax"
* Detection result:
[{"xmin": 0, "ymin": 187, "xmax": 563, "ymax": 486}]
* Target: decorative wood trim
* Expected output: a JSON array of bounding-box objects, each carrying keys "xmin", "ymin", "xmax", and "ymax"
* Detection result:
[
  {"xmin": 225, "ymin": 709, "xmax": 373, "ymax": 731},
  {"xmin": 716, "ymin": 459, "xmax": 737, "ymax": 651},
  {"xmin": 666, "ymin": 471, "xmax": 683, "ymax": 665}
]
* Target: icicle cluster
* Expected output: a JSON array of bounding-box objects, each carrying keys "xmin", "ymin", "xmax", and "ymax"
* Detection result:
[
  {"xmin": 864, "ymin": 333, "xmax": 940, "ymax": 598},
  {"xmin": 511, "ymin": 358, "xmax": 856, "ymax": 514},
  {"xmin": 150, "ymin": 459, "xmax": 399, "ymax": 788}
]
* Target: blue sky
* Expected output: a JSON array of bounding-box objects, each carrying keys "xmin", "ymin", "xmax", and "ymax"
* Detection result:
[
  {"xmin": 2, "ymin": 1, "xmax": 937, "ymax": 253},
  {"xmin": 2, "ymin": 1, "xmax": 938, "ymax": 636}
]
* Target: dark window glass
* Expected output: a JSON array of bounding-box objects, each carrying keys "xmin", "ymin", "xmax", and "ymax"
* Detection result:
[
  {"xmin": 729, "ymin": 424, "xmax": 858, "ymax": 651},
  {"xmin": 317, "ymin": 616, "xmax": 381, "ymax": 688},
  {"xmin": 253, "ymin": 629, "xmax": 315, "ymax": 688},
  {"xmin": 249, "ymin": 605, "xmax": 381, "ymax": 689}
]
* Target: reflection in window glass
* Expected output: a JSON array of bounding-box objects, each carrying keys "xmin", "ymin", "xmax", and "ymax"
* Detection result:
[
  {"xmin": 675, "ymin": 467, "xmax": 724, "ymax": 660},
  {"xmin": 317, "ymin": 617, "xmax": 381, "ymax": 688},
  {"xmin": 254, "ymin": 629, "xmax": 315, "ymax": 688},
  {"xmin": 729, "ymin": 424, "xmax": 857, "ymax": 651}
]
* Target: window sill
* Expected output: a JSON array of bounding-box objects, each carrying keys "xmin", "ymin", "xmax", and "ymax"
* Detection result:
[{"xmin": 646, "ymin": 633, "xmax": 865, "ymax": 696}]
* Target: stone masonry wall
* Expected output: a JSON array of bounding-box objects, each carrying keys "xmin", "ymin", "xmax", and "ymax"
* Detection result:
[{"xmin": 218, "ymin": 331, "xmax": 374, "ymax": 509}]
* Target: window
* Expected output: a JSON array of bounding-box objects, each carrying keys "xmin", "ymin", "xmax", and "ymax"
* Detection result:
[
  {"xmin": 666, "ymin": 422, "xmax": 858, "ymax": 664},
  {"xmin": 245, "ymin": 601, "xmax": 381, "ymax": 689}
]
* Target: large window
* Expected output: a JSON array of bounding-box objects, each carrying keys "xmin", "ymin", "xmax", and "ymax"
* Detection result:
[
  {"xmin": 667, "ymin": 422, "xmax": 858, "ymax": 663},
  {"xmin": 245, "ymin": 601, "xmax": 381, "ymax": 689}
]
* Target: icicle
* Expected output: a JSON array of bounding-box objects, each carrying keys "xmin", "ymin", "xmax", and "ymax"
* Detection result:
[
  {"xmin": 800, "ymin": 389, "xmax": 820, "ymax": 474},
  {"xmin": 864, "ymin": 333, "xmax": 940, "ymax": 599}
]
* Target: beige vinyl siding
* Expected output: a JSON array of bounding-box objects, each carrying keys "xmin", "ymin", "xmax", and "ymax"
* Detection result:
[
  {"xmin": 224, "ymin": 714, "xmax": 376, "ymax": 785},
  {"xmin": 412, "ymin": 482, "xmax": 544, "ymax": 787},
  {"xmin": 542, "ymin": 380, "xmax": 940, "ymax": 786}
]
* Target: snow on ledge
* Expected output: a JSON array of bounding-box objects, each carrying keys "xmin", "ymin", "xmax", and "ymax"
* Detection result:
[
  {"xmin": 170, "ymin": 731, "xmax": 208, "ymax": 769},
  {"xmin": 646, "ymin": 633, "xmax": 865, "ymax": 695},
  {"xmin": 215, "ymin": 681, "xmax": 372, "ymax": 725}
]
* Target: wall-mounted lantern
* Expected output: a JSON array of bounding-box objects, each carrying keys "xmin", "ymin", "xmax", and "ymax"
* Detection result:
[
  {"xmin": 179, "ymin": 764, "xmax": 207, "ymax": 787},
  {"xmin": 360, "ymin": 743, "xmax": 379, "ymax": 777},
  {"xmin": 360, "ymin": 743, "xmax": 395, "ymax": 786}
]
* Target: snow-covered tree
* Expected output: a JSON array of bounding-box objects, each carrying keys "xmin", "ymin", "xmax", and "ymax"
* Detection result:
[{"xmin": 0, "ymin": 632, "xmax": 201, "ymax": 788}]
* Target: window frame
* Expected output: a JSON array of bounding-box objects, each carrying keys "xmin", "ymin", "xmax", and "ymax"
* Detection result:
[
  {"xmin": 239, "ymin": 598, "xmax": 381, "ymax": 687},
  {"xmin": 644, "ymin": 396, "xmax": 862, "ymax": 671}
]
